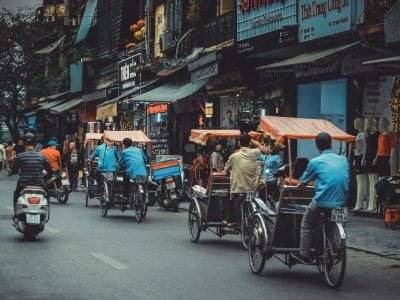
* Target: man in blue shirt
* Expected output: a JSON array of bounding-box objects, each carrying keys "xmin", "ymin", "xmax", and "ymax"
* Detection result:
[
  {"xmin": 89, "ymin": 137, "xmax": 118, "ymax": 194},
  {"xmin": 296, "ymin": 132, "xmax": 349, "ymax": 262},
  {"xmin": 120, "ymin": 138, "xmax": 148, "ymax": 198}
]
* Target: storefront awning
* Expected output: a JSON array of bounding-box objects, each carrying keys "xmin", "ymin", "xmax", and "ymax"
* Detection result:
[
  {"xmin": 131, "ymin": 79, "xmax": 208, "ymax": 103},
  {"xmin": 35, "ymin": 35, "xmax": 65, "ymax": 54},
  {"xmin": 50, "ymin": 98, "xmax": 83, "ymax": 114},
  {"xmin": 363, "ymin": 56, "xmax": 400, "ymax": 66},
  {"xmin": 257, "ymin": 42, "xmax": 361, "ymax": 71},
  {"xmin": 38, "ymin": 98, "xmax": 67, "ymax": 111},
  {"xmin": 75, "ymin": 0, "xmax": 98, "ymax": 44}
]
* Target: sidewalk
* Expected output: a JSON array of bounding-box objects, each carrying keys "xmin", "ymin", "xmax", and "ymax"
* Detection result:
[{"xmin": 347, "ymin": 214, "xmax": 400, "ymax": 260}]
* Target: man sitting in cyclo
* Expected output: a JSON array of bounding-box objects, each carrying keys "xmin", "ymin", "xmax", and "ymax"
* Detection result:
[
  {"xmin": 120, "ymin": 138, "xmax": 148, "ymax": 201},
  {"xmin": 89, "ymin": 137, "xmax": 118, "ymax": 194},
  {"xmin": 293, "ymin": 132, "xmax": 349, "ymax": 263}
]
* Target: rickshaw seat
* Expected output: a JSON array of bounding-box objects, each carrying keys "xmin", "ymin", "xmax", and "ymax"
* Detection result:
[{"xmin": 207, "ymin": 172, "xmax": 230, "ymax": 197}]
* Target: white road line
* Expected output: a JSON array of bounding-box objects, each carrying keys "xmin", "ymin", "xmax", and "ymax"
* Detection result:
[
  {"xmin": 91, "ymin": 252, "xmax": 129, "ymax": 270},
  {"xmin": 46, "ymin": 225, "xmax": 61, "ymax": 234}
]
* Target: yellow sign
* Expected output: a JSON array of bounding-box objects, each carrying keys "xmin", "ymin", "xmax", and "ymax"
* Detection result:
[{"xmin": 96, "ymin": 102, "xmax": 117, "ymax": 120}]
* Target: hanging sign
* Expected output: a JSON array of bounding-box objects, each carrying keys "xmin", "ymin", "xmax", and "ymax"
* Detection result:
[
  {"xmin": 118, "ymin": 53, "xmax": 143, "ymax": 92},
  {"xmin": 205, "ymin": 102, "xmax": 214, "ymax": 118}
]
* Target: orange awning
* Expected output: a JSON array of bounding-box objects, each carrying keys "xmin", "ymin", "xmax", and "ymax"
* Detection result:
[
  {"xmin": 260, "ymin": 116, "xmax": 355, "ymax": 142},
  {"xmin": 85, "ymin": 133, "xmax": 103, "ymax": 142},
  {"xmin": 189, "ymin": 129, "xmax": 262, "ymax": 145},
  {"xmin": 104, "ymin": 131, "xmax": 152, "ymax": 143}
]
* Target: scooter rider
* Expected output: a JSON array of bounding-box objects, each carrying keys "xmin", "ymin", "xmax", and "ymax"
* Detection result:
[
  {"xmin": 120, "ymin": 138, "xmax": 148, "ymax": 199},
  {"xmin": 294, "ymin": 132, "xmax": 349, "ymax": 263},
  {"xmin": 12, "ymin": 133, "xmax": 53, "ymax": 212}
]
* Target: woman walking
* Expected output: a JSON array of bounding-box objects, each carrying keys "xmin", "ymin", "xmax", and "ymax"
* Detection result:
[{"xmin": 65, "ymin": 142, "xmax": 82, "ymax": 191}]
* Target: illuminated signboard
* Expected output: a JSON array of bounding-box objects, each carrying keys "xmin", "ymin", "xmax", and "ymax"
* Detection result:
[{"xmin": 147, "ymin": 104, "xmax": 168, "ymax": 115}]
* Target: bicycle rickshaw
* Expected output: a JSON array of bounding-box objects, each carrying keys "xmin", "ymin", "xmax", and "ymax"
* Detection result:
[
  {"xmin": 84, "ymin": 132, "xmax": 104, "ymax": 207},
  {"xmin": 99, "ymin": 130, "xmax": 152, "ymax": 223},
  {"xmin": 247, "ymin": 116, "xmax": 354, "ymax": 288},
  {"xmin": 187, "ymin": 129, "xmax": 262, "ymax": 249}
]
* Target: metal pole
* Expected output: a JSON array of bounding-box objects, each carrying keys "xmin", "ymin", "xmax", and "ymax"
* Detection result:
[{"xmin": 288, "ymin": 138, "xmax": 293, "ymax": 182}]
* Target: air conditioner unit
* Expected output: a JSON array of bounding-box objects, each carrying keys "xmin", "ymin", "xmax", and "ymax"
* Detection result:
[{"xmin": 160, "ymin": 31, "xmax": 175, "ymax": 52}]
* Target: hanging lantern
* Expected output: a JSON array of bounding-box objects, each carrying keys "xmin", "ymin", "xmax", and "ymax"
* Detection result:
[
  {"xmin": 130, "ymin": 24, "xmax": 140, "ymax": 32},
  {"xmin": 134, "ymin": 30, "xmax": 144, "ymax": 41},
  {"xmin": 137, "ymin": 19, "xmax": 145, "ymax": 28}
]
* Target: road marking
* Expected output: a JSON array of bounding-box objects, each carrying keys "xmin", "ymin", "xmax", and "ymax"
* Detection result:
[
  {"xmin": 46, "ymin": 225, "xmax": 61, "ymax": 234},
  {"xmin": 91, "ymin": 252, "xmax": 129, "ymax": 270}
]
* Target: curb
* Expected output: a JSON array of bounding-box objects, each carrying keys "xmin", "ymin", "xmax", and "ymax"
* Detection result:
[{"xmin": 347, "ymin": 245, "xmax": 400, "ymax": 261}]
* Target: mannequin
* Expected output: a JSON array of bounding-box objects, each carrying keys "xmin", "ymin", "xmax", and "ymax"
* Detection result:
[
  {"xmin": 365, "ymin": 117, "xmax": 379, "ymax": 211},
  {"xmin": 373, "ymin": 117, "xmax": 393, "ymax": 180},
  {"xmin": 353, "ymin": 118, "xmax": 368, "ymax": 210}
]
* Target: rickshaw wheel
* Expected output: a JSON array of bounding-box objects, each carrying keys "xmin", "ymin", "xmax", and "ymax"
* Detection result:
[
  {"xmin": 322, "ymin": 223, "xmax": 346, "ymax": 288},
  {"xmin": 85, "ymin": 178, "xmax": 90, "ymax": 207},
  {"xmin": 135, "ymin": 191, "xmax": 146, "ymax": 223},
  {"xmin": 188, "ymin": 202, "xmax": 201, "ymax": 243},
  {"xmin": 249, "ymin": 214, "xmax": 270, "ymax": 275},
  {"xmin": 240, "ymin": 201, "xmax": 252, "ymax": 250}
]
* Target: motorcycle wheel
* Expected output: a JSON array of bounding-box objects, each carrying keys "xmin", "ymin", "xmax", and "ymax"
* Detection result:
[{"xmin": 57, "ymin": 186, "xmax": 69, "ymax": 204}]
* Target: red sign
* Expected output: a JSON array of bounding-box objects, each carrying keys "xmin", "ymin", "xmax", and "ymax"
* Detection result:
[
  {"xmin": 240, "ymin": 0, "xmax": 277, "ymax": 13},
  {"xmin": 147, "ymin": 104, "xmax": 168, "ymax": 115}
]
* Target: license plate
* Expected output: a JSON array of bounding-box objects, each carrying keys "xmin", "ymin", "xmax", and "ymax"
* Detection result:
[
  {"xmin": 26, "ymin": 214, "xmax": 41, "ymax": 224},
  {"xmin": 166, "ymin": 182, "xmax": 176, "ymax": 189},
  {"xmin": 331, "ymin": 207, "xmax": 348, "ymax": 222},
  {"xmin": 104, "ymin": 173, "xmax": 114, "ymax": 180},
  {"xmin": 61, "ymin": 179, "xmax": 70, "ymax": 186}
]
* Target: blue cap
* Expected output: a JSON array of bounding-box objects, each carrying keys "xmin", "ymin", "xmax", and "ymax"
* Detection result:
[{"xmin": 48, "ymin": 140, "xmax": 57, "ymax": 146}]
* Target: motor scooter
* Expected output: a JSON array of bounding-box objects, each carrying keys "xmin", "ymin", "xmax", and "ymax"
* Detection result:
[
  {"xmin": 14, "ymin": 186, "xmax": 49, "ymax": 240},
  {"xmin": 47, "ymin": 170, "xmax": 70, "ymax": 204}
]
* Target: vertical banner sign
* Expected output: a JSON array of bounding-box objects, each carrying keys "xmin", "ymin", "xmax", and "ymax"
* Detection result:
[
  {"xmin": 299, "ymin": 0, "xmax": 364, "ymax": 42},
  {"xmin": 205, "ymin": 102, "xmax": 214, "ymax": 118},
  {"xmin": 118, "ymin": 53, "xmax": 143, "ymax": 94}
]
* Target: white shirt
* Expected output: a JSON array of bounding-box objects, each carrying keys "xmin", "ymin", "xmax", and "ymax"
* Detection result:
[{"xmin": 354, "ymin": 132, "xmax": 367, "ymax": 156}]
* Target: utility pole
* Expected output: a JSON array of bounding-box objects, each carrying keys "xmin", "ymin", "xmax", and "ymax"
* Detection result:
[{"xmin": 145, "ymin": 0, "xmax": 154, "ymax": 60}]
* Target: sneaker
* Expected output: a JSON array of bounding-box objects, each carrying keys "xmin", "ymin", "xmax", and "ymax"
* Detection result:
[{"xmin": 291, "ymin": 253, "xmax": 313, "ymax": 264}]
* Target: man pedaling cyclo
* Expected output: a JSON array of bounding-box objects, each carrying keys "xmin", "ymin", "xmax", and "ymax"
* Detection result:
[
  {"xmin": 12, "ymin": 133, "xmax": 53, "ymax": 214},
  {"xmin": 120, "ymin": 138, "xmax": 148, "ymax": 202},
  {"xmin": 293, "ymin": 132, "xmax": 349, "ymax": 263}
]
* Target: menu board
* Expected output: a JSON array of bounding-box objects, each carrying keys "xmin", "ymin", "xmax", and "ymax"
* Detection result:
[{"xmin": 148, "ymin": 112, "xmax": 169, "ymax": 157}]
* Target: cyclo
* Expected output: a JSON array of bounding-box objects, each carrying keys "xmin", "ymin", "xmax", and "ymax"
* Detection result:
[
  {"xmin": 247, "ymin": 116, "xmax": 354, "ymax": 288},
  {"xmin": 84, "ymin": 133, "xmax": 104, "ymax": 207},
  {"xmin": 98, "ymin": 130, "xmax": 152, "ymax": 223},
  {"xmin": 187, "ymin": 129, "xmax": 262, "ymax": 249}
]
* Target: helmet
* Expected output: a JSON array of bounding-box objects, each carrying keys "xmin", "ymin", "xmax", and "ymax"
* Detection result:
[{"xmin": 23, "ymin": 133, "xmax": 36, "ymax": 145}]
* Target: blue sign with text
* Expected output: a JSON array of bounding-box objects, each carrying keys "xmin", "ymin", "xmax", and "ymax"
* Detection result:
[
  {"xmin": 299, "ymin": 0, "xmax": 364, "ymax": 42},
  {"xmin": 237, "ymin": 0, "xmax": 297, "ymax": 42}
]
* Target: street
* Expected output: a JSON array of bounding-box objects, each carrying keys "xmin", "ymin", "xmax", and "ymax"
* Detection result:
[{"xmin": 0, "ymin": 173, "xmax": 399, "ymax": 299}]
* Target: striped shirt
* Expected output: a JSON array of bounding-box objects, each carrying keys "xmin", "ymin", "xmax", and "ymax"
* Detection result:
[{"xmin": 13, "ymin": 149, "xmax": 53, "ymax": 187}]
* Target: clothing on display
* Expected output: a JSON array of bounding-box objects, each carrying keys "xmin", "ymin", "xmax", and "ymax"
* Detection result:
[
  {"xmin": 375, "ymin": 156, "xmax": 391, "ymax": 177},
  {"xmin": 365, "ymin": 131, "xmax": 378, "ymax": 171}
]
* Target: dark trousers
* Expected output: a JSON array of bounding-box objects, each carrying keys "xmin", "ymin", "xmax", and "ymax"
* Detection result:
[
  {"xmin": 300, "ymin": 201, "xmax": 324, "ymax": 256},
  {"xmin": 229, "ymin": 193, "xmax": 245, "ymax": 223},
  {"xmin": 123, "ymin": 174, "xmax": 130, "ymax": 198},
  {"xmin": 68, "ymin": 164, "xmax": 79, "ymax": 190}
]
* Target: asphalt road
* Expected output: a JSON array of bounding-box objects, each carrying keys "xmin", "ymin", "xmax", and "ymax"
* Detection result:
[{"xmin": 0, "ymin": 172, "xmax": 399, "ymax": 299}]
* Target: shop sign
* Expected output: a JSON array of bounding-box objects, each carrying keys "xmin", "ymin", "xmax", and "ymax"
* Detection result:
[
  {"xmin": 205, "ymin": 102, "xmax": 214, "ymax": 118},
  {"xmin": 363, "ymin": 76, "xmax": 395, "ymax": 119},
  {"xmin": 295, "ymin": 60, "xmax": 340, "ymax": 77},
  {"xmin": 96, "ymin": 102, "xmax": 118, "ymax": 120},
  {"xmin": 118, "ymin": 54, "xmax": 143, "ymax": 92},
  {"xmin": 147, "ymin": 104, "xmax": 168, "ymax": 115},
  {"xmin": 237, "ymin": 26, "xmax": 298, "ymax": 56},
  {"xmin": 237, "ymin": 0, "xmax": 297, "ymax": 42},
  {"xmin": 299, "ymin": 0, "xmax": 364, "ymax": 42}
]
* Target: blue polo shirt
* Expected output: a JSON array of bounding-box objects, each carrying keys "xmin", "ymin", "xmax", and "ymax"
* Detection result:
[
  {"xmin": 120, "ymin": 146, "xmax": 148, "ymax": 179},
  {"xmin": 90, "ymin": 143, "xmax": 118, "ymax": 172},
  {"xmin": 300, "ymin": 150, "xmax": 349, "ymax": 208}
]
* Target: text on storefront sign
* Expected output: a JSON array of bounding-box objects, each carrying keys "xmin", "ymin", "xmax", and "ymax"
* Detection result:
[{"xmin": 147, "ymin": 104, "xmax": 168, "ymax": 115}]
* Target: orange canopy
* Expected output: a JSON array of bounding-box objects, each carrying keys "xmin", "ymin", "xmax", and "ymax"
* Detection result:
[
  {"xmin": 260, "ymin": 116, "xmax": 355, "ymax": 142},
  {"xmin": 104, "ymin": 131, "xmax": 152, "ymax": 143},
  {"xmin": 189, "ymin": 129, "xmax": 262, "ymax": 145},
  {"xmin": 85, "ymin": 133, "xmax": 103, "ymax": 142}
]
